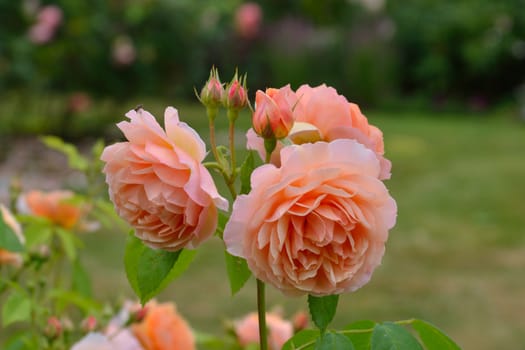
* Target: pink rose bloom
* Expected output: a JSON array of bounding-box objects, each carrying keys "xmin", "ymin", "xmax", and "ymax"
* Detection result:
[
  {"xmin": 234, "ymin": 312, "xmax": 293, "ymax": 350},
  {"xmin": 38, "ymin": 5, "xmax": 63, "ymax": 29},
  {"xmin": 101, "ymin": 107, "xmax": 227, "ymax": 251},
  {"xmin": 224, "ymin": 139, "xmax": 396, "ymax": 296},
  {"xmin": 235, "ymin": 2, "xmax": 263, "ymax": 39},
  {"xmin": 247, "ymin": 84, "xmax": 391, "ymax": 179},
  {"xmin": 0, "ymin": 205, "xmax": 24, "ymax": 267}
]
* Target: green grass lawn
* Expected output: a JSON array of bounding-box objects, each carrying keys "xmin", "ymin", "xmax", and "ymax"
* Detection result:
[{"xmin": 77, "ymin": 105, "xmax": 525, "ymax": 350}]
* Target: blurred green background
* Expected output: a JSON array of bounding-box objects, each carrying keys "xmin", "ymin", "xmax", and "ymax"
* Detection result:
[{"xmin": 1, "ymin": 0, "xmax": 524, "ymax": 349}]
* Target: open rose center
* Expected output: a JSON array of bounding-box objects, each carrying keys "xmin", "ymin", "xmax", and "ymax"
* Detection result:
[{"xmin": 256, "ymin": 180, "xmax": 370, "ymax": 292}]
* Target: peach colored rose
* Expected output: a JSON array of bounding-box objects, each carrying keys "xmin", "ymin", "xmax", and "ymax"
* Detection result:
[
  {"xmin": 234, "ymin": 312, "xmax": 293, "ymax": 350},
  {"xmin": 224, "ymin": 139, "xmax": 396, "ymax": 296},
  {"xmin": 132, "ymin": 301, "xmax": 195, "ymax": 350},
  {"xmin": 101, "ymin": 107, "xmax": 227, "ymax": 251},
  {"xmin": 0, "ymin": 205, "xmax": 24, "ymax": 266},
  {"xmin": 18, "ymin": 190, "xmax": 81, "ymax": 229},
  {"xmin": 252, "ymin": 85, "xmax": 297, "ymax": 139},
  {"xmin": 247, "ymin": 84, "xmax": 391, "ymax": 179}
]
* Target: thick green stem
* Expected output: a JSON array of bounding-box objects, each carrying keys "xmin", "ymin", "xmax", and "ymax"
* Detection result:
[{"xmin": 257, "ymin": 279, "xmax": 268, "ymax": 350}]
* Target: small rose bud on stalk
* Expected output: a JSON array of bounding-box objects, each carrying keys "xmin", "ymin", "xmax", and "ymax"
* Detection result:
[
  {"xmin": 45, "ymin": 316, "xmax": 63, "ymax": 340},
  {"xmin": 252, "ymin": 87, "xmax": 295, "ymax": 161},
  {"xmin": 198, "ymin": 66, "xmax": 224, "ymax": 121},
  {"xmin": 198, "ymin": 67, "xmax": 224, "ymax": 170},
  {"xmin": 223, "ymin": 71, "xmax": 249, "ymax": 188},
  {"xmin": 223, "ymin": 71, "xmax": 248, "ymax": 122}
]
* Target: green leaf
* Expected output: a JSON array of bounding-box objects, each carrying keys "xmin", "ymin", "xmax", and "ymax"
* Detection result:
[
  {"xmin": 55, "ymin": 228, "xmax": 81, "ymax": 261},
  {"xmin": 124, "ymin": 234, "xmax": 196, "ymax": 304},
  {"xmin": 0, "ymin": 213, "xmax": 24, "ymax": 252},
  {"xmin": 315, "ymin": 332, "xmax": 355, "ymax": 350},
  {"xmin": 48, "ymin": 290, "xmax": 102, "ymax": 314},
  {"xmin": 41, "ymin": 136, "xmax": 89, "ymax": 171},
  {"xmin": 22, "ymin": 223, "xmax": 52, "ymax": 249},
  {"xmin": 412, "ymin": 319, "xmax": 462, "ymax": 350},
  {"xmin": 224, "ymin": 252, "xmax": 251, "ymax": 295},
  {"xmin": 2, "ymin": 292, "xmax": 31, "ymax": 327},
  {"xmin": 308, "ymin": 294, "xmax": 339, "ymax": 333},
  {"xmin": 344, "ymin": 320, "xmax": 376, "ymax": 349},
  {"xmin": 282, "ymin": 329, "xmax": 319, "ymax": 350},
  {"xmin": 371, "ymin": 322, "xmax": 423, "ymax": 350},
  {"xmin": 72, "ymin": 258, "xmax": 92, "ymax": 298},
  {"xmin": 239, "ymin": 151, "xmax": 255, "ymax": 194}
]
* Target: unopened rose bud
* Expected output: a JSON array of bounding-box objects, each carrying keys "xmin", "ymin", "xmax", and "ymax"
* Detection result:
[
  {"xmin": 252, "ymin": 86, "xmax": 295, "ymax": 139},
  {"xmin": 81, "ymin": 315, "xmax": 98, "ymax": 332},
  {"xmin": 45, "ymin": 316, "xmax": 62, "ymax": 339},
  {"xmin": 199, "ymin": 67, "xmax": 224, "ymax": 109},
  {"xmin": 224, "ymin": 73, "xmax": 248, "ymax": 111}
]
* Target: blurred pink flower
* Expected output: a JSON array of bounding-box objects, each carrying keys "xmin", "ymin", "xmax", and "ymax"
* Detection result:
[
  {"xmin": 235, "ymin": 2, "xmax": 263, "ymax": 39},
  {"xmin": 224, "ymin": 140, "xmax": 397, "ymax": 296},
  {"xmin": 101, "ymin": 107, "xmax": 228, "ymax": 251},
  {"xmin": 28, "ymin": 5, "xmax": 62, "ymax": 44},
  {"xmin": 234, "ymin": 312, "xmax": 293, "ymax": 350},
  {"xmin": 38, "ymin": 5, "xmax": 62, "ymax": 28},
  {"xmin": 112, "ymin": 36, "xmax": 137, "ymax": 66},
  {"xmin": 0, "ymin": 205, "xmax": 24, "ymax": 267}
]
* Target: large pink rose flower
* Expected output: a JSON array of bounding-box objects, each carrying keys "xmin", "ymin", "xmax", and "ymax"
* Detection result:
[
  {"xmin": 224, "ymin": 139, "xmax": 396, "ymax": 296},
  {"xmin": 247, "ymin": 84, "xmax": 391, "ymax": 179},
  {"xmin": 101, "ymin": 107, "xmax": 228, "ymax": 251}
]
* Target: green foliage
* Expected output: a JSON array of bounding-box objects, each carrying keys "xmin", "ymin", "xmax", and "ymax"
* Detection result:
[
  {"xmin": 224, "ymin": 252, "xmax": 251, "ymax": 295},
  {"xmin": 2, "ymin": 292, "xmax": 32, "ymax": 327},
  {"xmin": 315, "ymin": 332, "xmax": 355, "ymax": 350},
  {"xmin": 344, "ymin": 320, "xmax": 376, "ymax": 348},
  {"xmin": 371, "ymin": 322, "xmax": 423, "ymax": 350},
  {"xmin": 0, "ymin": 214, "xmax": 24, "ymax": 252},
  {"xmin": 239, "ymin": 151, "xmax": 255, "ymax": 194},
  {"xmin": 308, "ymin": 294, "xmax": 339, "ymax": 333},
  {"xmin": 41, "ymin": 136, "xmax": 89, "ymax": 171},
  {"xmin": 124, "ymin": 234, "xmax": 196, "ymax": 304},
  {"xmin": 282, "ymin": 329, "xmax": 319, "ymax": 350},
  {"xmin": 72, "ymin": 258, "xmax": 92, "ymax": 298},
  {"xmin": 412, "ymin": 320, "xmax": 461, "ymax": 350}
]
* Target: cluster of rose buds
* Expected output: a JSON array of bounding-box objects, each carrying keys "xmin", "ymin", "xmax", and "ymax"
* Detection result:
[{"xmin": 199, "ymin": 67, "xmax": 249, "ymax": 116}]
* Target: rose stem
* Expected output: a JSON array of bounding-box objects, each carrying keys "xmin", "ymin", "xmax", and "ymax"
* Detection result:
[{"xmin": 257, "ymin": 278, "xmax": 268, "ymax": 350}]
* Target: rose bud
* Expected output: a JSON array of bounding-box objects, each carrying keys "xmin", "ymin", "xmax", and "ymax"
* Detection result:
[
  {"xmin": 252, "ymin": 85, "xmax": 295, "ymax": 139},
  {"xmin": 45, "ymin": 316, "xmax": 62, "ymax": 339},
  {"xmin": 224, "ymin": 72, "xmax": 248, "ymax": 111},
  {"xmin": 199, "ymin": 67, "xmax": 223, "ymax": 109}
]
